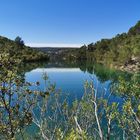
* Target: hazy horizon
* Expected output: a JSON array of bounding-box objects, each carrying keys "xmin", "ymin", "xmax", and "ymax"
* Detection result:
[{"xmin": 26, "ymin": 43, "xmax": 83, "ymax": 48}]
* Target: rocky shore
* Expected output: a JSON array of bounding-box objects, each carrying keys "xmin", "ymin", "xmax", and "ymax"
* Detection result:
[{"xmin": 119, "ymin": 57, "xmax": 140, "ymax": 73}]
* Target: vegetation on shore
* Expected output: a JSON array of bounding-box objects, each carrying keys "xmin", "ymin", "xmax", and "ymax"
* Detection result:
[
  {"xmin": 85, "ymin": 21, "xmax": 140, "ymax": 65},
  {"xmin": 52, "ymin": 21, "xmax": 140, "ymax": 72},
  {"xmin": 0, "ymin": 36, "xmax": 49, "ymax": 62}
]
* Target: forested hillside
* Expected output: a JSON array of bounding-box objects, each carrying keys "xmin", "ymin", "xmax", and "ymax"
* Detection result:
[
  {"xmin": 0, "ymin": 36, "xmax": 49, "ymax": 62},
  {"xmin": 85, "ymin": 21, "xmax": 139, "ymax": 70},
  {"xmin": 85, "ymin": 21, "xmax": 140, "ymax": 63},
  {"xmin": 68, "ymin": 21, "xmax": 140, "ymax": 71}
]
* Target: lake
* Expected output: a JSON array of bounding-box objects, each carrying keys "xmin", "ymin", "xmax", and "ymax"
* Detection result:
[
  {"xmin": 25, "ymin": 61, "xmax": 127, "ymax": 104},
  {"xmin": 15, "ymin": 61, "xmax": 138, "ymax": 139}
]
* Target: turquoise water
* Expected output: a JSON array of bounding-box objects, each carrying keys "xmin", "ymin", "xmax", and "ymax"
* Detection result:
[
  {"xmin": 25, "ymin": 65, "xmax": 124, "ymax": 104},
  {"xmin": 22, "ymin": 62, "xmax": 134, "ymax": 139}
]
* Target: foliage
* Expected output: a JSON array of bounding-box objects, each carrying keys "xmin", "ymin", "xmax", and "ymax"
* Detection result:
[
  {"xmin": 0, "ymin": 36, "xmax": 49, "ymax": 62},
  {"xmin": 0, "ymin": 54, "xmax": 31, "ymax": 139},
  {"xmin": 86, "ymin": 21, "xmax": 140, "ymax": 66},
  {"xmin": 57, "ymin": 21, "xmax": 140, "ymax": 69},
  {"xmin": 15, "ymin": 36, "xmax": 24, "ymax": 46},
  {"xmin": 0, "ymin": 54, "xmax": 49, "ymax": 139}
]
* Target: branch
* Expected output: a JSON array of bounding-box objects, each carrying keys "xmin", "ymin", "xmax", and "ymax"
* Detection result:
[
  {"xmin": 74, "ymin": 116, "xmax": 82, "ymax": 134},
  {"xmin": 91, "ymin": 100, "xmax": 103, "ymax": 140}
]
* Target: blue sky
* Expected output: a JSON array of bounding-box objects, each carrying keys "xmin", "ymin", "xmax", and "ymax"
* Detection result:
[{"xmin": 0, "ymin": 0, "xmax": 140, "ymax": 47}]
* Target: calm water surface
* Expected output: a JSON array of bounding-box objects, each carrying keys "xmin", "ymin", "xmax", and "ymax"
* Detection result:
[{"xmin": 25, "ymin": 63, "xmax": 126, "ymax": 104}]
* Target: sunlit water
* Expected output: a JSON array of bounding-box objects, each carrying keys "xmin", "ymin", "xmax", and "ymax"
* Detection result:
[{"xmin": 25, "ymin": 67, "xmax": 123, "ymax": 104}]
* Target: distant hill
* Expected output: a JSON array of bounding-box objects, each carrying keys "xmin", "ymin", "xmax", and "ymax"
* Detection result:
[
  {"xmin": 34, "ymin": 47, "xmax": 78, "ymax": 60},
  {"xmin": 33, "ymin": 47, "xmax": 78, "ymax": 52},
  {"xmin": 0, "ymin": 36, "xmax": 49, "ymax": 62}
]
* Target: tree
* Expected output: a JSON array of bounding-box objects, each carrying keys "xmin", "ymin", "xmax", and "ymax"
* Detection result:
[{"xmin": 15, "ymin": 36, "xmax": 24, "ymax": 46}]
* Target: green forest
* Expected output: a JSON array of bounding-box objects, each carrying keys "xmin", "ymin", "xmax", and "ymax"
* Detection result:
[
  {"xmin": 0, "ymin": 36, "xmax": 49, "ymax": 62},
  {"xmin": 63, "ymin": 21, "xmax": 140, "ymax": 71}
]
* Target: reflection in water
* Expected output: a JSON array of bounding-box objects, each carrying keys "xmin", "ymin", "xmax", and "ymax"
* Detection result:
[
  {"xmin": 22, "ymin": 60, "xmax": 131, "ymax": 81},
  {"xmin": 32, "ymin": 68, "xmax": 82, "ymax": 72},
  {"xmin": 25, "ymin": 61, "xmax": 129, "ymax": 104}
]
